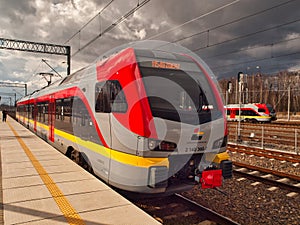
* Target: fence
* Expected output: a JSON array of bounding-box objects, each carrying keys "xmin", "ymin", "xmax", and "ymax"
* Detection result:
[{"xmin": 228, "ymin": 123, "xmax": 299, "ymax": 155}]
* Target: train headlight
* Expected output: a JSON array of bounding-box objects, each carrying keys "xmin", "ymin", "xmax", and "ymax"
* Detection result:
[
  {"xmin": 148, "ymin": 139, "xmax": 177, "ymax": 151},
  {"xmin": 148, "ymin": 139, "xmax": 158, "ymax": 150}
]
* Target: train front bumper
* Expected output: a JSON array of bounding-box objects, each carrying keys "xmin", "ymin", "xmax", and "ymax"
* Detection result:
[{"xmin": 194, "ymin": 152, "xmax": 232, "ymax": 189}]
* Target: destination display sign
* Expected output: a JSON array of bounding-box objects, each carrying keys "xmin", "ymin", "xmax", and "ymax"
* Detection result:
[{"xmin": 151, "ymin": 60, "xmax": 180, "ymax": 70}]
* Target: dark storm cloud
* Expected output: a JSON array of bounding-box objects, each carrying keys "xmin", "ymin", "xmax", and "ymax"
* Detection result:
[{"xmin": 152, "ymin": 0, "xmax": 300, "ymax": 77}]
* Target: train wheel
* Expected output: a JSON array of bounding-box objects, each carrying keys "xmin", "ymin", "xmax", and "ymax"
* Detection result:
[
  {"xmin": 80, "ymin": 153, "xmax": 94, "ymax": 173},
  {"xmin": 67, "ymin": 147, "xmax": 94, "ymax": 173},
  {"xmin": 82, "ymin": 160, "xmax": 94, "ymax": 173},
  {"xmin": 70, "ymin": 149, "xmax": 81, "ymax": 164}
]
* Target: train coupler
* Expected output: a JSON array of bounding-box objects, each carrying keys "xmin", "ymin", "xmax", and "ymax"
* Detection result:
[{"xmin": 195, "ymin": 169, "xmax": 222, "ymax": 189}]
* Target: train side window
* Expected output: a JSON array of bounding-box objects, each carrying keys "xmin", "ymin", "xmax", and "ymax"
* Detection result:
[
  {"xmin": 44, "ymin": 103, "xmax": 48, "ymax": 123},
  {"xmin": 110, "ymin": 80, "xmax": 127, "ymax": 112},
  {"xmin": 95, "ymin": 82, "xmax": 110, "ymax": 113},
  {"xmin": 95, "ymin": 81, "xmax": 127, "ymax": 113},
  {"xmin": 28, "ymin": 104, "xmax": 33, "ymax": 119},
  {"xmin": 36, "ymin": 102, "xmax": 47, "ymax": 124},
  {"xmin": 241, "ymin": 110, "xmax": 248, "ymax": 116},
  {"xmin": 241, "ymin": 110, "xmax": 257, "ymax": 116},
  {"xmin": 56, "ymin": 99, "xmax": 62, "ymax": 120},
  {"xmin": 258, "ymin": 108, "xmax": 265, "ymax": 113},
  {"xmin": 55, "ymin": 98, "xmax": 73, "ymax": 134}
]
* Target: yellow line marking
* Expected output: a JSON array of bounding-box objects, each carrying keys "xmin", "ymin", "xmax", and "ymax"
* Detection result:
[{"xmin": 7, "ymin": 121, "xmax": 85, "ymax": 225}]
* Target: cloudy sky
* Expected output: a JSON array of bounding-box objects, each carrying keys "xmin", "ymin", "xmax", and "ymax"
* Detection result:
[{"xmin": 0, "ymin": 0, "xmax": 299, "ymax": 99}]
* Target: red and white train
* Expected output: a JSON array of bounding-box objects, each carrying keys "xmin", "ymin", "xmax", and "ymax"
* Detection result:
[
  {"xmin": 16, "ymin": 41, "xmax": 232, "ymax": 195},
  {"xmin": 226, "ymin": 103, "xmax": 276, "ymax": 123}
]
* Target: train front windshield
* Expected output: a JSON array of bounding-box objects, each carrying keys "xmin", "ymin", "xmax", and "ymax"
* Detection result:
[{"xmin": 138, "ymin": 64, "xmax": 220, "ymax": 125}]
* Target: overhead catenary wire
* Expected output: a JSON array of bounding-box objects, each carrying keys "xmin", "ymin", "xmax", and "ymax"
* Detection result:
[
  {"xmin": 146, "ymin": 0, "xmax": 240, "ymax": 41},
  {"xmin": 143, "ymin": 0, "xmax": 299, "ymax": 77},
  {"xmin": 62, "ymin": 0, "xmax": 298, "ymax": 76},
  {"xmin": 193, "ymin": 18, "xmax": 300, "ymax": 53},
  {"xmin": 26, "ymin": 60, "xmax": 43, "ymax": 83},
  {"xmin": 211, "ymin": 51, "xmax": 300, "ymax": 71},
  {"xmin": 205, "ymin": 34, "xmax": 300, "ymax": 60},
  {"xmin": 64, "ymin": 0, "xmax": 114, "ymax": 44},
  {"xmin": 169, "ymin": 0, "xmax": 297, "ymax": 46},
  {"xmin": 66, "ymin": 0, "xmax": 150, "ymax": 57}
]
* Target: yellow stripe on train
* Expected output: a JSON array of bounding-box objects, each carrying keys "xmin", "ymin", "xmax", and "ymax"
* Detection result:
[{"xmin": 19, "ymin": 116, "xmax": 169, "ymax": 168}]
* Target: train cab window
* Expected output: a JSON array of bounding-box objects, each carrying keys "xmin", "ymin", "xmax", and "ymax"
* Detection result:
[
  {"xmin": 258, "ymin": 108, "xmax": 265, "ymax": 113},
  {"xmin": 95, "ymin": 81, "xmax": 127, "ymax": 113}
]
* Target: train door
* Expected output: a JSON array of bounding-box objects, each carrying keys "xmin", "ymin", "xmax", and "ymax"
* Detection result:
[
  {"xmin": 49, "ymin": 97, "xmax": 55, "ymax": 142},
  {"xmin": 34, "ymin": 103, "xmax": 37, "ymax": 132},
  {"xmin": 94, "ymin": 82, "xmax": 113, "ymax": 183},
  {"xmin": 26, "ymin": 104, "xmax": 30, "ymax": 128}
]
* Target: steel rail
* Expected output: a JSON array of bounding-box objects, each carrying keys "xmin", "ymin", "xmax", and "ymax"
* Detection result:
[
  {"xmin": 233, "ymin": 169, "xmax": 300, "ymax": 194},
  {"xmin": 174, "ymin": 194, "xmax": 240, "ymax": 225},
  {"xmin": 228, "ymin": 144, "xmax": 300, "ymax": 162},
  {"xmin": 233, "ymin": 161, "xmax": 300, "ymax": 182}
]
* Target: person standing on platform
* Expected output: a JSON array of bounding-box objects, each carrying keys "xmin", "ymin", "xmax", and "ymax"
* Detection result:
[{"xmin": 2, "ymin": 110, "xmax": 7, "ymax": 122}]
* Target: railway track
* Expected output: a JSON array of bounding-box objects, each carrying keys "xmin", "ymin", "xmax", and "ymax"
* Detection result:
[
  {"xmin": 134, "ymin": 194, "xmax": 240, "ymax": 225},
  {"xmin": 227, "ymin": 121, "xmax": 300, "ymax": 151},
  {"xmin": 228, "ymin": 142, "xmax": 300, "ymax": 196},
  {"xmin": 228, "ymin": 144, "xmax": 300, "ymax": 162},
  {"xmin": 233, "ymin": 162, "xmax": 300, "ymax": 193},
  {"xmin": 228, "ymin": 143, "xmax": 300, "ymax": 187},
  {"xmin": 134, "ymin": 142, "xmax": 300, "ymax": 224},
  {"xmin": 228, "ymin": 121, "xmax": 300, "ymax": 129}
]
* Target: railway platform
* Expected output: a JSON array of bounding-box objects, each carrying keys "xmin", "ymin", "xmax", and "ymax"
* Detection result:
[{"xmin": 0, "ymin": 116, "xmax": 160, "ymax": 225}]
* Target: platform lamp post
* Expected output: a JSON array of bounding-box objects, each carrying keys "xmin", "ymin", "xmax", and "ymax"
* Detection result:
[{"xmin": 237, "ymin": 72, "xmax": 244, "ymax": 143}]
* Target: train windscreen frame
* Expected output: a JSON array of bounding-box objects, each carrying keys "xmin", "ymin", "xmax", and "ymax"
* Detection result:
[{"xmin": 138, "ymin": 62, "xmax": 221, "ymax": 125}]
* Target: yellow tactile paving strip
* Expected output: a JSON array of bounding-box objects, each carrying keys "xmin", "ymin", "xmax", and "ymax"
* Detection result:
[{"xmin": 7, "ymin": 121, "xmax": 85, "ymax": 225}]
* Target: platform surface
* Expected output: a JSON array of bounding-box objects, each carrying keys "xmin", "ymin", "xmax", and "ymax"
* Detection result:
[{"xmin": 0, "ymin": 116, "xmax": 160, "ymax": 225}]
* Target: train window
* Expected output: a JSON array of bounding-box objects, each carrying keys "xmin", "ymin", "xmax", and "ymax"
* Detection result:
[
  {"xmin": 110, "ymin": 81, "xmax": 127, "ymax": 112},
  {"xmin": 72, "ymin": 96, "xmax": 102, "ymax": 144},
  {"xmin": 95, "ymin": 81, "xmax": 109, "ymax": 113},
  {"xmin": 138, "ymin": 66, "xmax": 217, "ymax": 124},
  {"xmin": 64, "ymin": 98, "xmax": 72, "ymax": 123},
  {"xmin": 241, "ymin": 110, "xmax": 257, "ymax": 116},
  {"xmin": 95, "ymin": 81, "xmax": 127, "ymax": 113},
  {"xmin": 36, "ymin": 102, "xmax": 48, "ymax": 124},
  {"xmin": 179, "ymin": 91, "xmax": 194, "ymax": 110},
  {"xmin": 28, "ymin": 105, "xmax": 33, "ymax": 119},
  {"xmin": 44, "ymin": 103, "xmax": 48, "ymax": 123},
  {"xmin": 55, "ymin": 98, "xmax": 73, "ymax": 134},
  {"xmin": 258, "ymin": 108, "xmax": 265, "ymax": 113},
  {"xmin": 56, "ymin": 100, "xmax": 62, "ymax": 120}
]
